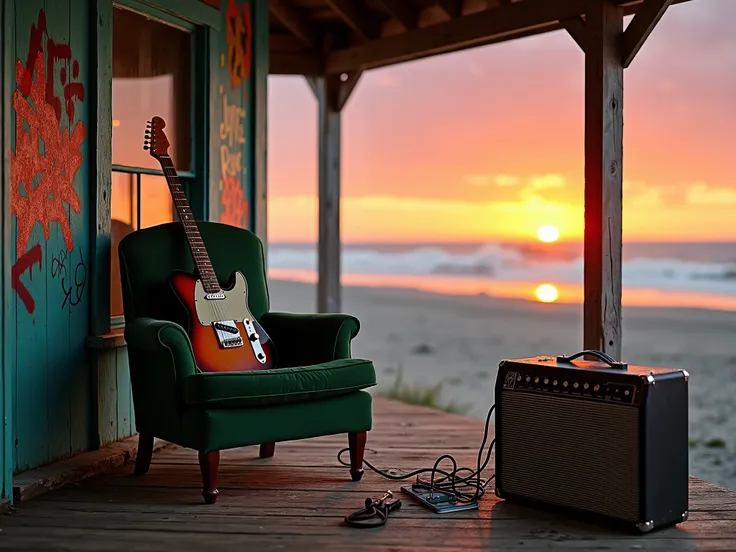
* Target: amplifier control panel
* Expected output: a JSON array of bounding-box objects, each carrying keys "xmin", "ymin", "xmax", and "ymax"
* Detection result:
[{"xmin": 502, "ymin": 371, "xmax": 639, "ymax": 405}]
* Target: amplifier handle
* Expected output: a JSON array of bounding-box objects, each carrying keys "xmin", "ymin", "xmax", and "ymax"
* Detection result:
[{"xmin": 556, "ymin": 350, "xmax": 628, "ymax": 369}]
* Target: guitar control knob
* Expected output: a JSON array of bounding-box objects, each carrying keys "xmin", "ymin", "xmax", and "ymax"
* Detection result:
[{"xmin": 250, "ymin": 333, "xmax": 260, "ymax": 341}]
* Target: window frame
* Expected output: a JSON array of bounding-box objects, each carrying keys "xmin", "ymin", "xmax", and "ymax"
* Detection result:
[{"xmin": 94, "ymin": 0, "xmax": 212, "ymax": 334}]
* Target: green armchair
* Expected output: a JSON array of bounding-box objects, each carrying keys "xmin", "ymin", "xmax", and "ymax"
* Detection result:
[{"xmin": 118, "ymin": 221, "xmax": 376, "ymax": 503}]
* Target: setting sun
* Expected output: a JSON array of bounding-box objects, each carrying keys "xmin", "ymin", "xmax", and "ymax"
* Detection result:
[
  {"xmin": 535, "ymin": 284, "xmax": 559, "ymax": 303},
  {"xmin": 537, "ymin": 225, "xmax": 560, "ymax": 243}
]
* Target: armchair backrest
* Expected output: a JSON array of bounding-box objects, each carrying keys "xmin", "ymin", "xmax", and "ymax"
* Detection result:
[{"xmin": 118, "ymin": 221, "xmax": 270, "ymax": 325}]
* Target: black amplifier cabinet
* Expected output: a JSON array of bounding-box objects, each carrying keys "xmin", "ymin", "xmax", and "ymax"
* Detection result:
[{"xmin": 494, "ymin": 351, "xmax": 689, "ymax": 533}]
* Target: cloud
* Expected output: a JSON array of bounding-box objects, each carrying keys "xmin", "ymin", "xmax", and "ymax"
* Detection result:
[
  {"xmin": 685, "ymin": 182, "xmax": 736, "ymax": 205},
  {"xmin": 527, "ymin": 174, "xmax": 566, "ymax": 190}
]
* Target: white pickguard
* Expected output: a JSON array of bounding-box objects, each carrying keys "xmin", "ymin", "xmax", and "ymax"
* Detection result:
[{"xmin": 193, "ymin": 271, "xmax": 267, "ymax": 363}]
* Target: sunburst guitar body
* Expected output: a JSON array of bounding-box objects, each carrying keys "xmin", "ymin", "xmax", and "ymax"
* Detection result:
[
  {"xmin": 170, "ymin": 271, "xmax": 276, "ymax": 372},
  {"xmin": 145, "ymin": 116, "xmax": 276, "ymax": 372}
]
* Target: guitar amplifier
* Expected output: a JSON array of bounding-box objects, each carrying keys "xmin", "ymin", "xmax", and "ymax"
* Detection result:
[{"xmin": 494, "ymin": 351, "xmax": 689, "ymax": 533}]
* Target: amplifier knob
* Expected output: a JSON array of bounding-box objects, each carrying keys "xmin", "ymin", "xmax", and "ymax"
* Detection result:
[
  {"xmin": 553, "ymin": 380, "xmax": 558, "ymax": 386},
  {"xmin": 543, "ymin": 378, "xmax": 549, "ymax": 384},
  {"xmin": 594, "ymin": 384, "xmax": 600, "ymax": 392},
  {"xmin": 534, "ymin": 377, "xmax": 540, "ymax": 384},
  {"xmin": 583, "ymin": 383, "xmax": 589, "ymax": 390},
  {"xmin": 573, "ymin": 382, "xmax": 579, "ymax": 389},
  {"xmin": 516, "ymin": 374, "xmax": 522, "ymax": 381},
  {"xmin": 526, "ymin": 376, "xmax": 531, "ymax": 383},
  {"xmin": 563, "ymin": 381, "xmax": 569, "ymax": 388}
]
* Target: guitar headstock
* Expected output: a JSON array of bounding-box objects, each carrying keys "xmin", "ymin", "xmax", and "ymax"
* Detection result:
[{"xmin": 143, "ymin": 116, "xmax": 170, "ymax": 160}]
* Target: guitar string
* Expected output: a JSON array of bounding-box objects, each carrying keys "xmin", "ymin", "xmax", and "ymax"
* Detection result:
[
  {"xmin": 161, "ymin": 160, "xmax": 242, "ymax": 345},
  {"xmin": 161, "ymin": 161, "xmax": 228, "ymax": 328}
]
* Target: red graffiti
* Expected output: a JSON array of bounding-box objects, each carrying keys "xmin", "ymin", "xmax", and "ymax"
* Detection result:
[
  {"xmin": 11, "ymin": 245, "xmax": 42, "ymax": 314},
  {"xmin": 225, "ymin": 0, "xmax": 252, "ymax": 91},
  {"xmin": 11, "ymin": 52, "xmax": 85, "ymax": 255},
  {"xmin": 220, "ymin": 175, "xmax": 248, "ymax": 228},
  {"xmin": 18, "ymin": 9, "xmax": 85, "ymax": 122}
]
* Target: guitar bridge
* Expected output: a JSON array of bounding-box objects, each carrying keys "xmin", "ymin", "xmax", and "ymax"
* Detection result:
[{"xmin": 213, "ymin": 320, "xmax": 243, "ymax": 349}]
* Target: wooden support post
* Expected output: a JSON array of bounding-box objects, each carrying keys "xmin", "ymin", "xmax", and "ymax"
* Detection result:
[
  {"xmin": 583, "ymin": 0, "xmax": 623, "ymax": 359},
  {"xmin": 308, "ymin": 71, "xmax": 362, "ymax": 313}
]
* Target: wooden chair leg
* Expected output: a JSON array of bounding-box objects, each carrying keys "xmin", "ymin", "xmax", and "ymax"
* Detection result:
[
  {"xmin": 260, "ymin": 443, "xmax": 275, "ymax": 458},
  {"xmin": 198, "ymin": 450, "xmax": 220, "ymax": 504},
  {"xmin": 133, "ymin": 434, "xmax": 154, "ymax": 476},
  {"xmin": 348, "ymin": 432, "xmax": 367, "ymax": 482}
]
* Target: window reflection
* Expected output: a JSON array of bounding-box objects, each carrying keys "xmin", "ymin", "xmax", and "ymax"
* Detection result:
[{"xmin": 111, "ymin": 7, "xmax": 191, "ymax": 170}]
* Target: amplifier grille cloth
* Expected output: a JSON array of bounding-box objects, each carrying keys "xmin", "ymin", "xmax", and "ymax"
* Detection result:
[{"xmin": 501, "ymin": 391, "xmax": 640, "ymax": 521}]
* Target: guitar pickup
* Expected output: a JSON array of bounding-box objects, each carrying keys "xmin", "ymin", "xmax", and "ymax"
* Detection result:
[{"xmin": 214, "ymin": 322, "xmax": 239, "ymax": 334}]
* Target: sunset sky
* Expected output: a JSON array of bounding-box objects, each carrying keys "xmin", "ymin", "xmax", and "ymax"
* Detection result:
[{"xmin": 267, "ymin": 0, "xmax": 736, "ymax": 244}]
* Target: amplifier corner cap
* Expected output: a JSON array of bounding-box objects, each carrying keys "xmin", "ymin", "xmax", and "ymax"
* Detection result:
[
  {"xmin": 682, "ymin": 370, "xmax": 690, "ymax": 382},
  {"xmin": 498, "ymin": 359, "xmax": 509, "ymax": 368},
  {"xmin": 636, "ymin": 520, "xmax": 655, "ymax": 533},
  {"xmin": 682, "ymin": 511, "xmax": 689, "ymax": 522}
]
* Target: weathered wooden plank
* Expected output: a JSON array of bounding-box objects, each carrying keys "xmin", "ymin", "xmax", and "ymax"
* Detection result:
[
  {"xmin": 1, "ymin": 398, "xmax": 735, "ymax": 550},
  {"xmin": 97, "ymin": 351, "xmax": 118, "ymax": 447},
  {"xmin": 0, "ymin": 0, "xmax": 14, "ymax": 502},
  {"xmin": 89, "ymin": 0, "xmax": 113, "ymax": 336},
  {"xmin": 67, "ymin": 0, "xmax": 93, "ymax": 460},
  {"xmin": 44, "ymin": 0, "xmax": 73, "ymax": 463},
  {"xmin": 253, "ymin": 0, "xmax": 269, "ymax": 245},
  {"xmin": 324, "ymin": 0, "xmax": 381, "ymax": 41},
  {"xmin": 583, "ymin": 0, "xmax": 624, "ymax": 358},
  {"xmin": 13, "ymin": 0, "xmax": 50, "ymax": 472},
  {"xmin": 115, "ymin": 348, "xmax": 132, "ymax": 439},
  {"xmin": 314, "ymin": 76, "xmax": 343, "ymax": 314}
]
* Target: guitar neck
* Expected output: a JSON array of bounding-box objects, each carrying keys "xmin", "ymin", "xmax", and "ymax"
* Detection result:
[{"xmin": 158, "ymin": 156, "xmax": 221, "ymax": 294}]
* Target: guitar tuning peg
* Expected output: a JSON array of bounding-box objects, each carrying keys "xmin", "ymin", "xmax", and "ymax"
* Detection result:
[{"xmin": 143, "ymin": 145, "xmax": 149, "ymax": 150}]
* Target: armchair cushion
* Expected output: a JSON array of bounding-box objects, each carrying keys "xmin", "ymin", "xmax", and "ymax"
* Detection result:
[
  {"xmin": 259, "ymin": 312, "xmax": 360, "ymax": 367},
  {"xmin": 181, "ymin": 358, "xmax": 376, "ymax": 409}
]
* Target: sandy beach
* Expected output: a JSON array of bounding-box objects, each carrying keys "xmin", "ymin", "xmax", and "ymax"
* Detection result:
[{"xmin": 268, "ymin": 278, "xmax": 736, "ymax": 491}]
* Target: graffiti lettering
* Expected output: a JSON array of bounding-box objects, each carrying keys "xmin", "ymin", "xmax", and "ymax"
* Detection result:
[
  {"xmin": 218, "ymin": 90, "xmax": 248, "ymax": 227},
  {"xmin": 11, "ymin": 245, "xmax": 43, "ymax": 314},
  {"xmin": 19, "ymin": 9, "xmax": 85, "ymax": 123},
  {"xmin": 225, "ymin": 0, "xmax": 252, "ymax": 91},
  {"xmin": 10, "ymin": 9, "xmax": 86, "ymax": 313},
  {"xmin": 52, "ymin": 248, "xmax": 87, "ymax": 311},
  {"xmin": 219, "ymin": 94, "xmax": 246, "ymax": 146}
]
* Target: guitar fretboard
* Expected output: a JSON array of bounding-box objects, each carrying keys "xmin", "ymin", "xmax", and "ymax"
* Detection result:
[{"xmin": 160, "ymin": 156, "xmax": 221, "ymax": 294}]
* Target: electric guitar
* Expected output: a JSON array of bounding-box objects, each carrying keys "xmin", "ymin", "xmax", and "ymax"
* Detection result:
[{"xmin": 144, "ymin": 116, "xmax": 276, "ymax": 372}]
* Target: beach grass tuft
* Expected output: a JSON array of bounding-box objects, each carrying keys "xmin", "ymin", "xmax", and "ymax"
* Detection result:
[{"xmin": 378, "ymin": 367, "xmax": 471, "ymax": 415}]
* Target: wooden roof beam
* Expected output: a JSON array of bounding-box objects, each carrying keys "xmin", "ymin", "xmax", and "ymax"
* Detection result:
[
  {"xmin": 622, "ymin": 0, "xmax": 673, "ymax": 67},
  {"xmin": 375, "ymin": 0, "xmax": 420, "ymax": 31},
  {"xmin": 269, "ymin": 0, "xmax": 323, "ymax": 51},
  {"xmin": 563, "ymin": 15, "xmax": 586, "ymax": 52},
  {"xmin": 437, "ymin": 0, "xmax": 463, "ymax": 20},
  {"xmin": 324, "ymin": 0, "xmax": 382, "ymax": 41},
  {"xmin": 326, "ymin": 0, "xmax": 591, "ymax": 74}
]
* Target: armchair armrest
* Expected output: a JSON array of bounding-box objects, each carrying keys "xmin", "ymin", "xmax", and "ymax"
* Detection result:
[
  {"xmin": 124, "ymin": 317, "xmax": 198, "ymax": 380},
  {"xmin": 259, "ymin": 312, "xmax": 360, "ymax": 367},
  {"xmin": 124, "ymin": 317, "xmax": 197, "ymax": 440}
]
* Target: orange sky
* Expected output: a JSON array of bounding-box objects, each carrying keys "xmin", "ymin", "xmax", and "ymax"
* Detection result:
[{"xmin": 267, "ymin": 0, "xmax": 736, "ymax": 244}]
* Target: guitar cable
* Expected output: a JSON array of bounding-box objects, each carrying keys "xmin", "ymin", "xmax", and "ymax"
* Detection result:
[{"xmin": 337, "ymin": 403, "xmax": 496, "ymax": 504}]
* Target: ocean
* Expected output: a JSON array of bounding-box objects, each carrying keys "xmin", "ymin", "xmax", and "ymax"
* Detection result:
[{"xmin": 267, "ymin": 241, "xmax": 736, "ymax": 311}]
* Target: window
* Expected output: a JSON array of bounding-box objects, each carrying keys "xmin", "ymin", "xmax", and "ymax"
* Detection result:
[{"xmin": 110, "ymin": 5, "xmax": 198, "ymax": 325}]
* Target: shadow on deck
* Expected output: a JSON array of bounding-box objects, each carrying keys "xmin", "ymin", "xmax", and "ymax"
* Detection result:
[{"xmin": 0, "ymin": 398, "xmax": 734, "ymax": 551}]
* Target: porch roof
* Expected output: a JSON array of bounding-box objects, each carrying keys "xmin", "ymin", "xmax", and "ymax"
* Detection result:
[
  {"xmin": 1, "ymin": 398, "xmax": 734, "ymax": 549},
  {"xmin": 268, "ymin": 0, "xmax": 693, "ymax": 76}
]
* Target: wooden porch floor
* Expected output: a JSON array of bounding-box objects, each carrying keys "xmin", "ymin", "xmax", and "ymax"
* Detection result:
[{"xmin": 1, "ymin": 398, "xmax": 735, "ymax": 551}]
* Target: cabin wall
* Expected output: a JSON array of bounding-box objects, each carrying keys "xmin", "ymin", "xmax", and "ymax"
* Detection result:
[{"xmin": 1, "ymin": 0, "xmax": 267, "ymax": 476}]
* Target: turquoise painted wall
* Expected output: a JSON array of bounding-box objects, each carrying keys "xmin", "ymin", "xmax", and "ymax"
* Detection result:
[
  {"xmin": 1, "ymin": 0, "xmax": 14, "ymax": 500},
  {"xmin": 9, "ymin": 0, "xmax": 92, "ymax": 472},
  {"xmin": 1, "ymin": 0, "xmax": 267, "ymax": 479}
]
